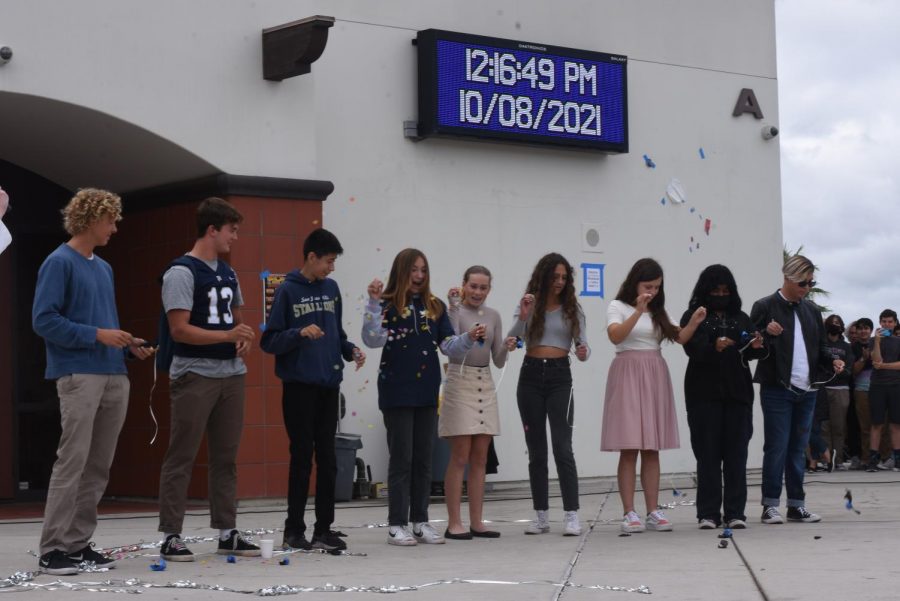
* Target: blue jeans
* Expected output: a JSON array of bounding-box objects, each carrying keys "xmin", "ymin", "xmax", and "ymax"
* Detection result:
[{"xmin": 760, "ymin": 385, "xmax": 816, "ymax": 508}]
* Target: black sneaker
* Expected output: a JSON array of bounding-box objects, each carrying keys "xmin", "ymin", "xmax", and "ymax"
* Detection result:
[
  {"xmin": 68, "ymin": 542, "xmax": 117, "ymax": 568},
  {"xmin": 311, "ymin": 531, "xmax": 347, "ymax": 551},
  {"xmin": 282, "ymin": 532, "xmax": 312, "ymax": 550},
  {"xmin": 39, "ymin": 549, "xmax": 79, "ymax": 575},
  {"xmin": 160, "ymin": 534, "xmax": 195, "ymax": 562},
  {"xmin": 786, "ymin": 506, "xmax": 821, "ymax": 523},
  {"xmin": 760, "ymin": 506, "xmax": 784, "ymax": 524},
  {"xmin": 865, "ymin": 457, "xmax": 880, "ymax": 472},
  {"xmin": 217, "ymin": 529, "xmax": 260, "ymax": 556}
]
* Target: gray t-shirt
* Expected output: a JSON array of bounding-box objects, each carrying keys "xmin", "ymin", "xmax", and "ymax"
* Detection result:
[{"xmin": 162, "ymin": 258, "xmax": 247, "ymax": 380}]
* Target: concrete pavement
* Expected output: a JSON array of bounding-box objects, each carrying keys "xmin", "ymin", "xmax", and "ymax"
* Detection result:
[{"xmin": 2, "ymin": 469, "xmax": 898, "ymax": 600}]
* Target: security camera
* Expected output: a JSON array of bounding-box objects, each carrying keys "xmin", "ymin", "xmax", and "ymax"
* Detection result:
[
  {"xmin": 0, "ymin": 46, "xmax": 12, "ymax": 64},
  {"xmin": 761, "ymin": 125, "xmax": 779, "ymax": 140}
]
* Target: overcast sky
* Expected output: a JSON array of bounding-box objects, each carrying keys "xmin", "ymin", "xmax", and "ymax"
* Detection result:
[{"xmin": 775, "ymin": 0, "xmax": 900, "ymax": 325}]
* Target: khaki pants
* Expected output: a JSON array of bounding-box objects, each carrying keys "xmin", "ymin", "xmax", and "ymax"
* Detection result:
[
  {"xmin": 39, "ymin": 374, "xmax": 129, "ymax": 555},
  {"xmin": 158, "ymin": 372, "xmax": 245, "ymax": 534},
  {"xmin": 821, "ymin": 388, "xmax": 850, "ymax": 459}
]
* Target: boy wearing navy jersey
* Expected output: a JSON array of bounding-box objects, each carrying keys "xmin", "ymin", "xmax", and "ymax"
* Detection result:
[
  {"xmin": 261, "ymin": 229, "xmax": 365, "ymax": 551},
  {"xmin": 157, "ymin": 198, "xmax": 258, "ymax": 561},
  {"xmin": 33, "ymin": 189, "xmax": 154, "ymax": 575}
]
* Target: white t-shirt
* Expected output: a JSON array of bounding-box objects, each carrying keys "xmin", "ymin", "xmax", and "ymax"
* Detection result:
[
  {"xmin": 0, "ymin": 219, "xmax": 10, "ymax": 255},
  {"xmin": 790, "ymin": 311, "xmax": 810, "ymax": 388},
  {"xmin": 607, "ymin": 300, "xmax": 665, "ymax": 352}
]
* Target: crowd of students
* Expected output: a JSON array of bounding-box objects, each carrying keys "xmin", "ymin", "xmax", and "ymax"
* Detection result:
[{"xmin": 28, "ymin": 190, "xmax": 900, "ymax": 575}]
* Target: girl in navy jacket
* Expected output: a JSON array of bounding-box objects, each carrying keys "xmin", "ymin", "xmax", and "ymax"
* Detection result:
[{"xmin": 362, "ymin": 248, "xmax": 477, "ymax": 546}]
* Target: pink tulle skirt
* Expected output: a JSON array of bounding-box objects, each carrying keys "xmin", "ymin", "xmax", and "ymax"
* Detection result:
[{"xmin": 601, "ymin": 350, "xmax": 680, "ymax": 451}]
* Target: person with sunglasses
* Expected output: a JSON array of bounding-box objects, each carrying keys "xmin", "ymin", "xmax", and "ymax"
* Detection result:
[{"xmin": 749, "ymin": 255, "xmax": 845, "ymax": 525}]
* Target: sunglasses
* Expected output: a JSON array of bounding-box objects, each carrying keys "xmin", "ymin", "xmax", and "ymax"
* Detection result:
[{"xmin": 796, "ymin": 280, "xmax": 817, "ymax": 288}]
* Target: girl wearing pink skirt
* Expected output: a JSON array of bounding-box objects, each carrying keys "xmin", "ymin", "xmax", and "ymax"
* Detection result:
[{"xmin": 602, "ymin": 258, "xmax": 705, "ymax": 533}]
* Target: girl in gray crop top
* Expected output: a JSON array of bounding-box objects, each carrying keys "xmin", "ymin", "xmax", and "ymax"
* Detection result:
[{"xmin": 509, "ymin": 253, "xmax": 588, "ymax": 538}]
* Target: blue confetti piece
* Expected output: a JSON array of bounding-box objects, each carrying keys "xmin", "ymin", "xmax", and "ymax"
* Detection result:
[
  {"xmin": 227, "ymin": 555, "xmax": 236, "ymax": 564},
  {"xmin": 150, "ymin": 559, "xmax": 167, "ymax": 571},
  {"xmin": 279, "ymin": 557, "xmax": 290, "ymax": 566},
  {"xmin": 642, "ymin": 154, "xmax": 656, "ymax": 168},
  {"xmin": 720, "ymin": 528, "xmax": 733, "ymax": 538},
  {"xmin": 259, "ymin": 270, "xmax": 271, "ymax": 280},
  {"xmin": 690, "ymin": 207, "xmax": 696, "ymax": 213},
  {"xmin": 672, "ymin": 489, "xmax": 681, "ymax": 497},
  {"xmin": 660, "ymin": 197, "xmax": 666, "ymax": 205},
  {"xmin": 699, "ymin": 147, "xmax": 705, "ymax": 159}
]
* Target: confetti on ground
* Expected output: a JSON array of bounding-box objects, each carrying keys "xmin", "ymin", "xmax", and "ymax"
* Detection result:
[
  {"xmin": 643, "ymin": 154, "xmax": 656, "ymax": 168},
  {"xmin": 280, "ymin": 557, "xmax": 290, "ymax": 565},
  {"xmin": 699, "ymin": 148, "xmax": 706, "ymax": 159},
  {"xmin": 704, "ymin": 219, "xmax": 711, "ymax": 235},
  {"xmin": 226, "ymin": 555, "xmax": 236, "ymax": 564},
  {"xmin": 660, "ymin": 197, "xmax": 666, "ymax": 205},
  {"xmin": 349, "ymin": 196, "xmax": 356, "ymax": 202}
]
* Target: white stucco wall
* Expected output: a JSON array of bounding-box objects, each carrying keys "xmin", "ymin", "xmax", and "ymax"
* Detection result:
[{"xmin": 0, "ymin": 0, "xmax": 783, "ymax": 484}]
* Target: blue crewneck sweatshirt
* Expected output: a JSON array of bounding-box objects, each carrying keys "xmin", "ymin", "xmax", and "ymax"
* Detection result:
[
  {"xmin": 32, "ymin": 244, "xmax": 127, "ymax": 379},
  {"xmin": 260, "ymin": 270, "xmax": 357, "ymax": 388}
]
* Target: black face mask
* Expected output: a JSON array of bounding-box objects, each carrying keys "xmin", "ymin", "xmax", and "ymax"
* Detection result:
[
  {"xmin": 706, "ymin": 295, "xmax": 730, "ymax": 311},
  {"xmin": 827, "ymin": 324, "xmax": 844, "ymax": 336}
]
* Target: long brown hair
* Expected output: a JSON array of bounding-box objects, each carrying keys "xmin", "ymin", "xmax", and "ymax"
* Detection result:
[
  {"xmin": 382, "ymin": 248, "xmax": 444, "ymax": 319},
  {"xmin": 524, "ymin": 253, "xmax": 582, "ymax": 345},
  {"xmin": 615, "ymin": 257, "xmax": 678, "ymax": 342}
]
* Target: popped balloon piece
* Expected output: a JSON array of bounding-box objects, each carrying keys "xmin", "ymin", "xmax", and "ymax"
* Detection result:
[
  {"xmin": 226, "ymin": 555, "xmax": 236, "ymax": 564},
  {"xmin": 666, "ymin": 178, "xmax": 686, "ymax": 204},
  {"xmin": 150, "ymin": 558, "xmax": 167, "ymax": 571}
]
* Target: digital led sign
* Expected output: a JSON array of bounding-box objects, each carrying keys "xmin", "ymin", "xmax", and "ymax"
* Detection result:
[{"xmin": 416, "ymin": 29, "xmax": 628, "ymax": 152}]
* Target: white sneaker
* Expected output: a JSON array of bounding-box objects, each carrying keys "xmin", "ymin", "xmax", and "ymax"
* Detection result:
[
  {"xmin": 878, "ymin": 457, "xmax": 895, "ymax": 470},
  {"xmin": 412, "ymin": 522, "xmax": 445, "ymax": 544},
  {"xmin": 726, "ymin": 518, "xmax": 747, "ymax": 529},
  {"xmin": 621, "ymin": 511, "xmax": 645, "ymax": 533},
  {"xmin": 563, "ymin": 511, "xmax": 582, "ymax": 536},
  {"xmin": 698, "ymin": 518, "xmax": 717, "ymax": 530},
  {"xmin": 387, "ymin": 525, "xmax": 417, "ymax": 546},
  {"xmin": 646, "ymin": 510, "xmax": 673, "ymax": 532},
  {"xmin": 524, "ymin": 510, "xmax": 550, "ymax": 535}
]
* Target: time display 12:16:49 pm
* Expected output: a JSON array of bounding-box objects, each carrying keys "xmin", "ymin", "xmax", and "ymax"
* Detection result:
[{"xmin": 466, "ymin": 48, "xmax": 555, "ymax": 90}]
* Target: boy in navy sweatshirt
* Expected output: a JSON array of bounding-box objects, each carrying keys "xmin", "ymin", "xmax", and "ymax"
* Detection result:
[
  {"xmin": 261, "ymin": 229, "xmax": 365, "ymax": 551},
  {"xmin": 32, "ymin": 188, "xmax": 153, "ymax": 575}
]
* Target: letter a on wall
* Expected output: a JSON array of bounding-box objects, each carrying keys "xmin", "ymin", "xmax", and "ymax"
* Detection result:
[{"xmin": 732, "ymin": 88, "xmax": 764, "ymax": 119}]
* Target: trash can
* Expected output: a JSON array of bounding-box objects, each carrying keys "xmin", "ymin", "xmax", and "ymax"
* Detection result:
[{"xmin": 334, "ymin": 433, "xmax": 363, "ymax": 502}]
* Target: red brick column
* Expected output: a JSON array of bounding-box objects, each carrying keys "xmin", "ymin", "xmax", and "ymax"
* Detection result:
[{"xmin": 107, "ymin": 194, "xmax": 323, "ymax": 501}]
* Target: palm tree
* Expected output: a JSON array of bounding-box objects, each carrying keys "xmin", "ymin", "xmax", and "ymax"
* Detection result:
[{"xmin": 783, "ymin": 245, "xmax": 830, "ymax": 313}]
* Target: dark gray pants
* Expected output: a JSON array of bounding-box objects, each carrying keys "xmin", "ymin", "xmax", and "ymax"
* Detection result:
[
  {"xmin": 382, "ymin": 406, "xmax": 436, "ymax": 526},
  {"xmin": 516, "ymin": 357, "xmax": 579, "ymax": 512}
]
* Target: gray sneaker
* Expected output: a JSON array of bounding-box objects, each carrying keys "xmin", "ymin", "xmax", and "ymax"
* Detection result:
[{"xmin": 524, "ymin": 510, "xmax": 550, "ymax": 535}]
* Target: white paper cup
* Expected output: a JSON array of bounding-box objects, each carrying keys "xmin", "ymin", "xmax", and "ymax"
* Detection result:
[{"xmin": 259, "ymin": 539, "xmax": 274, "ymax": 559}]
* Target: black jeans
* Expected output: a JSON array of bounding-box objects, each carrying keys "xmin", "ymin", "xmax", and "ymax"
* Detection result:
[
  {"xmin": 382, "ymin": 406, "xmax": 436, "ymax": 526},
  {"xmin": 686, "ymin": 399, "xmax": 753, "ymax": 524},
  {"xmin": 282, "ymin": 382, "xmax": 339, "ymax": 537},
  {"xmin": 516, "ymin": 357, "xmax": 579, "ymax": 512}
]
